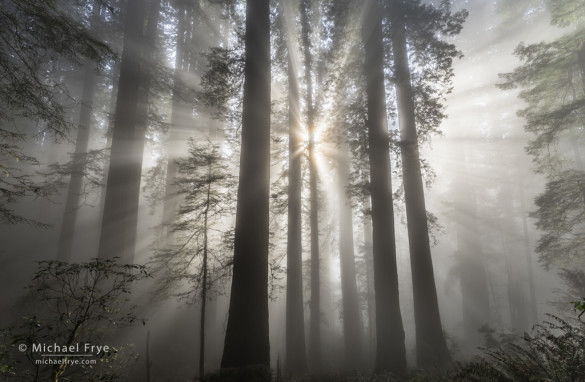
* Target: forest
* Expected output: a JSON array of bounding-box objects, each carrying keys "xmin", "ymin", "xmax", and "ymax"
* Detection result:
[{"xmin": 1, "ymin": 0, "xmax": 584, "ymax": 380}]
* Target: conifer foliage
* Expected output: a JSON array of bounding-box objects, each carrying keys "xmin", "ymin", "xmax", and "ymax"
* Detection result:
[{"xmin": 499, "ymin": 0, "xmax": 585, "ymax": 270}]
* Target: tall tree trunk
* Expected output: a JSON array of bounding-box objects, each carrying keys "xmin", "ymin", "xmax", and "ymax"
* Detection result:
[
  {"xmin": 300, "ymin": 0, "xmax": 321, "ymax": 371},
  {"xmin": 362, "ymin": 195, "xmax": 376, "ymax": 364},
  {"xmin": 97, "ymin": 0, "xmax": 147, "ymax": 263},
  {"xmin": 221, "ymin": 0, "xmax": 271, "ymax": 369},
  {"xmin": 388, "ymin": 0, "xmax": 450, "ymax": 368},
  {"xmin": 337, "ymin": 149, "xmax": 363, "ymax": 371},
  {"xmin": 56, "ymin": 5, "xmax": 101, "ymax": 261},
  {"xmin": 362, "ymin": 0, "xmax": 406, "ymax": 375},
  {"xmin": 285, "ymin": 49, "xmax": 308, "ymax": 375}
]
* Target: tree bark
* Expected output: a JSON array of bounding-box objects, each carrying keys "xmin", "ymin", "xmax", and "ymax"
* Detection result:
[
  {"xmin": 362, "ymin": 0, "xmax": 406, "ymax": 375},
  {"xmin": 98, "ymin": 0, "xmax": 162, "ymax": 263},
  {"xmin": 388, "ymin": 0, "xmax": 450, "ymax": 368},
  {"xmin": 285, "ymin": 49, "xmax": 308, "ymax": 375},
  {"xmin": 221, "ymin": 0, "xmax": 271, "ymax": 369},
  {"xmin": 362, "ymin": 195, "xmax": 376, "ymax": 364}
]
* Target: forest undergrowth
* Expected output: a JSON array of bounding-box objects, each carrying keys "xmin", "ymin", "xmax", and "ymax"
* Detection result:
[{"xmin": 202, "ymin": 311, "xmax": 585, "ymax": 382}]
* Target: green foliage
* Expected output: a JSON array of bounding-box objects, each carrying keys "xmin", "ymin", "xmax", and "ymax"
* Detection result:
[
  {"xmin": 0, "ymin": 0, "xmax": 113, "ymax": 227},
  {"xmin": 532, "ymin": 170, "xmax": 585, "ymax": 268},
  {"xmin": 499, "ymin": 0, "xmax": 585, "ymax": 270},
  {"xmin": 496, "ymin": 0, "xmax": 544, "ymax": 29},
  {"xmin": 200, "ymin": 47, "xmax": 245, "ymax": 122},
  {"xmin": 456, "ymin": 315, "xmax": 585, "ymax": 381},
  {"xmin": 149, "ymin": 139, "xmax": 236, "ymax": 303},
  {"xmin": 0, "ymin": 258, "xmax": 149, "ymax": 381},
  {"xmin": 478, "ymin": 324, "xmax": 518, "ymax": 350},
  {"xmin": 43, "ymin": 148, "xmax": 109, "ymax": 192},
  {"xmin": 547, "ymin": 0, "xmax": 585, "ymax": 27},
  {"xmin": 389, "ymin": 0, "xmax": 468, "ymax": 144}
]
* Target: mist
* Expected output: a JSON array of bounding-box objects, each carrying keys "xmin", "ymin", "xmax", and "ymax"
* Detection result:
[{"xmin": 1, "ymin": 0, "xmax": 583, "ymax": 381}]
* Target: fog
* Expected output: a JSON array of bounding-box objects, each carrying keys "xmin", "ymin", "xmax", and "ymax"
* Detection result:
[{"xmin": 1, "ymin": 0, "xmax": 583, "ymax": 381}]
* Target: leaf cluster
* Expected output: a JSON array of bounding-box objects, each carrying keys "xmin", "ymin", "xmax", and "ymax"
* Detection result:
[
  {"xmin": 456, "ymin": 315, "xmax": 585, "ymax": 381},
  {"xmin": 199, "ymin": 46, "xmax": 245, "ymax": 123},
  {"xmin": 388, "ymin": 0, "xmax": 467, "ymax": 143},
  {"xmin": 0, "ymin": 0, "xmax": 114, "ymax": 227},
  {"xmin": 0, "ymin": 258, "xmax": 149, "ymax": 381},
  {"xmin": 532, "ymin": 170, "xmax": 585, "ymax": 268}
]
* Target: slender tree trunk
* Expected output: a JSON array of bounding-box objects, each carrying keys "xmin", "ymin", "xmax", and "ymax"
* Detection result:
[
  {"xmin": 286, "ymin": 48, "xmax": 308, "ymax": 375},
  {"xmin": 299, "ymin": 0, "xmax": 321, "ymax": 370},
  {"xmin": 221, "ymin": 0, "xmax": 271, "ymax": 369},
  {"xmin": 97, "ymin": 0, "xmax": 149, "ymax": 262},
  {"xmin": 337, "ymin": 150, "xmax": 363, "ymax": 371},
  {"xmin": 388, "ymin": 0, "xmax": 450, "ymax": 368},
  {"xmin": 362, "ymin": 0, "xmax": 406, "ymax": 375}
]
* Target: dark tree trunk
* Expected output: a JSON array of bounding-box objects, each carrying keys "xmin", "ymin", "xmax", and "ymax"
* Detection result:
[
  {"xmin": 286, "ymin": 50, "xmax": 308, "ymax": 375},
  {"xmin": 362, "ymin": 195, "xmax": 376, "ymax": 363},
  {"xmin": 388, "ymin": 0, "xmax": 450, "ymax": 368},
  {"xmin": 97, "ymin": 0, "xmax": 147, "ymax": 263},
  {"xmin": 337, "ymin": 150, "xmax": 364, "ymax": 371},
  {"xmin": 221, "ymin": 0, "xmax": 271, "ymax": 369},
  {"xmin": 98, "ymin": 0, "xmax": 161, "ymax": 263},
  {"xmin": 362, "ymin": 0, "xmax": 406, "ymax": 375},
  {"xmin": 299, "ymin": 0, "xmax": 321, "ymax": 371}
]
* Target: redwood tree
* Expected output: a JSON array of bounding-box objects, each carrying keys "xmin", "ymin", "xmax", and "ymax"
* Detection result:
[
  {"xmin": 221, "ymin": 0, "xmax": 271, "ymax": 370},
  {"xmin": 362, "ymin": 0, "xmax": 406, "ymax": 375},
  {"xmin": 388, "ymin": 0, "xmax": 450, "ymax": 368},
  {"xmin": 97, "ymin": 0, "xmax": 152, "ymax": 263}
]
